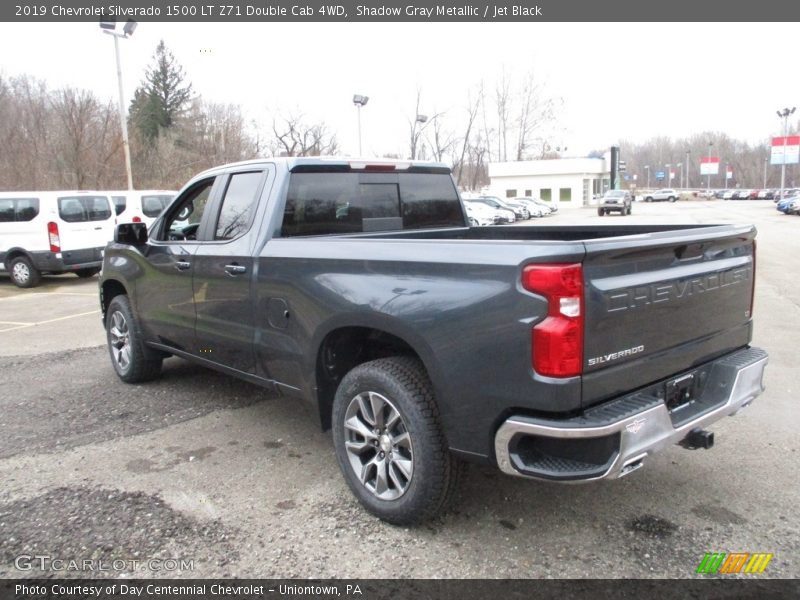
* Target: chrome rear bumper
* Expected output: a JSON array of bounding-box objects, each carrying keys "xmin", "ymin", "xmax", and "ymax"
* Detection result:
[{"xmin": 494, "ymin": 347, "xmax": 768, "ymax": 482}]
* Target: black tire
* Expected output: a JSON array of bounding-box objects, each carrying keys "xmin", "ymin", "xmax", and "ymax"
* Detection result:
[
  {"xmin": 597, "ymin": 208, "xmax": 604, "ymax": 216},
  {"xmin": 75, "ymin": 267, "xmax": 101, "ymax": 278},
  {"xmin": 9, "ymin": 255, "xmax": 41, "ymax": 288},
  {"xmin": 105, "ymin": 295, "xmax": 162, "ymax": 383},
  {"xmin": 669, "ymin": 196, "xmax": 676, "ymax": 203},
  {"xmin": 627, "ymin": 205, "xmax": 632, "ymax": 215},
  {"xmin": 332, "ymin": 356, "xmax": 461, "ymax": 525},
  {"xmin": 645, "ymin": 197, "xmax": 652, "ymax": 202}
]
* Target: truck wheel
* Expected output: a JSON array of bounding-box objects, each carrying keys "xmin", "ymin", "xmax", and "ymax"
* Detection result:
[
  {"xmin": 106, "ymin": 295, "xmax": 162, "ymax": 383},
  {"xmin": 597, "ymin": 208, "xmax": 604, "ymax": 216},
  {"xmin": 75, "ymin": 268, "xmax": 101, "ymax": 278},
  {"xmin": 9, "ymin": 256, "xmax": 41, "ymax": 288},
  {"xmin": 669, "ymin": 196, "xmax": 676, "ymax": 202},
  {"xmin": 627, "ymin": 205, "xmax": 632, "ymax": 215},
  {"xmin": 332, "ymin": 356, "xmax": 460, "ymax": 525},
  {"xmin": 645, "ymin": 197, "xmax": 653, "ymax": 202}
]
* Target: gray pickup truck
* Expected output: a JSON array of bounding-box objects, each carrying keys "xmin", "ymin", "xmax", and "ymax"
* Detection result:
[{"xmin": 99, "ymin": 158, "xmax": 767, "ymax": 524}]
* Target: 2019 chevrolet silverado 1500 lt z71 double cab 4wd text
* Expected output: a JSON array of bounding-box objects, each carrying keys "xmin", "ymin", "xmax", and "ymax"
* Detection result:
[{"xmin": 99, "ymin": 158, "xmax": 768, "ymax": 524}]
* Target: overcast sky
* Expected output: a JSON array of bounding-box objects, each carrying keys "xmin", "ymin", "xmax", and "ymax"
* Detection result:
[{"xmin": 1, "ymin": 22, "xmax": 798, "ymax": 158}]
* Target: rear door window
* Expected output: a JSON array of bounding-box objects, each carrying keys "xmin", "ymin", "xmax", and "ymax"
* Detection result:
[
  {"xmin": 214, "ymin": 172, "xmax": 262, "ymax": 240},
  {"xmin": 281, "ymin": 172, "xmax": 463, "ymax": 237},
  {"xmin": 57, "ymin": 196, "xmax": 112, "ymax": 222}
]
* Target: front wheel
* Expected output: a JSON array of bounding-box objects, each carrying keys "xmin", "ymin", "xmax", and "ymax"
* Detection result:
[
  {"xmin": 645, "ymin": 197, "xmax": 652, "ymax": 202},
  {"xmin": 332, "ymin": 356, "xmax": 460, "ymax": 525},
  {"xmin": 627, "ymin": 205, "xmax": 632, "ymax": 215},
  {"xmin": 106, "ymin": 295, "xmax": 162, "ymax": 383},
  {"xmin": 597, "ymin": 208, "xmax": 605, "ymax": 216}
]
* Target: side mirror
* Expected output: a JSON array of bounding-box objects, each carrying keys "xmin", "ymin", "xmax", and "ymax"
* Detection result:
[{"xmin": 115, "ymin": 222, "xmax": 148, "ymax": 246}]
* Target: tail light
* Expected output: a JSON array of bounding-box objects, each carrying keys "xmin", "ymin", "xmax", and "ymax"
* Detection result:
[
  {"xmin": 522, "ymin": 263, "xmax": 584, "ymax": 378},
  {"xmin": 132, "ymin": 216, "xmax": 142, "ymax": 223},
  {"xmin": 47, "ymin": 221, "xmax": 61, "ymax": 253}
]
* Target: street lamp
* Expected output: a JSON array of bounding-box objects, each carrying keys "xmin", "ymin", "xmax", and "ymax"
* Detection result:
[
  {"xmin": 353, "ymin": 94, "xmax": 369, "ymax": 156},
  {"xmin": 100, "ymin": 19, "xmax": 137, "ymax": 190},
  {"xmin": 665, "ymin": 163, "xmax": 671, "ymax": 187},
  {"xmin": 685, "ymin": 149, "xmax": 690, "ymax": 189},
  {"xmin": 413, "ymin": 114, "xmax": 428, "ymax": 160},
  {"xmin": 677, "ymin": 163, "xmax": 683, "ymax": 189},
  {"xmin": 706, "ymin": 141, "xmax": 713, "ymax": 194},
  {"xmin": 644, "ymin": 165, "xmax": 650, "ymax": 189},
  {"xmin": 763, "ymin": 156, "xmax": 769, "ymax": 189},
  {"xmin": 776, "ymin": 107, "xmax": 796, "ymax": 201}
]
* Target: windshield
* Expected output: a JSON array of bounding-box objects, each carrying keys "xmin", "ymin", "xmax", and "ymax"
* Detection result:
[{"xmin": 605, "ymin": 191, "xmax": 626, "ymax": 198}]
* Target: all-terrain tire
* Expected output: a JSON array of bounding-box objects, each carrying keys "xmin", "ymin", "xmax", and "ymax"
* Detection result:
[{"xmin": 106, "ymin": 295, "xmax": 162, "ymax": 383}]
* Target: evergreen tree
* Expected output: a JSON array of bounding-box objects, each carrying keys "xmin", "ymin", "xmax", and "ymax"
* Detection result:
[{"xmin": 129, "ymin": 40, "xmax": 192, "ymax": 141}]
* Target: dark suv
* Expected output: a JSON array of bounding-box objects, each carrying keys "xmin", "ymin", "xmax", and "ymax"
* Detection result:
[{"xmin": 598, "ymin": 190, "xmax": 632, "ymax": 216}]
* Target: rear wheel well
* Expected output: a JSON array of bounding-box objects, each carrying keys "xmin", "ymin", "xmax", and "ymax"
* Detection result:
[
  {"xmin": 5, "ymin": 248, "xmax": 31, "ymax": 264},
  {"xmin": 316, "ymin": 327, "xmax": 423, "ymax": 431},
  {"xmin": 101, "ymin": 280, "xmax": 128, "ymax": 319}
]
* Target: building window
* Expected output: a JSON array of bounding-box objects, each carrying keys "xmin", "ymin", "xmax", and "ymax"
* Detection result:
[
  {"xmin": 540, "ymin": 189, "xmax": 552, "ymax": 201},
  {"xmin": 560, "ymin": 188, "xmax": 572, "ymax": 202},
  {"xmin": 525, "ymin": 189, "xmax": 532, "ymax": 197},
  {"xmin": 582, "ymin": 179, "xmax": 590, "ymax": 204},
  {"xmin": 593, "ymin": 179, "xmax": 602, "ymax": 197},
  {"xmin": 505, "ymin": 189, "xmax": 517, "ymax": 198}
]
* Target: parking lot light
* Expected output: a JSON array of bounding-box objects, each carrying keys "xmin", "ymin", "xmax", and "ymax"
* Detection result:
[
  {"xmin": 353, "ymin": 94, "xmax": 369, "ymax": 156},
  {"xmin": 777, "ymin": 107, "xmax": 796, "ymax": 202},
  {"xmin": 100, "ymin": 19, "xmax": 137, "ymax": 191}
]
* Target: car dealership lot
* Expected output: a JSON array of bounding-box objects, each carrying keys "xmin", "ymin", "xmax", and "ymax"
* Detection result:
[{"xmin": 0, "ymin": 200, "xmax": 798, "ymax": 578}]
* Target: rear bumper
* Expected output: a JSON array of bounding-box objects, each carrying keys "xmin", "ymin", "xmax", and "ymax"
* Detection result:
[
  {"xmin": 494, "ymin": 346, "xmax": 768, "ymax": 482},
  {"xmin": 30, "ymin": 248, "xmax": 104, "ymax": 273}
]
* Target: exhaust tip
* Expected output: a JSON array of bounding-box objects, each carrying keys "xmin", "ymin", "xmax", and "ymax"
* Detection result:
[{"xmin": 679, "ymin": 428, "xmax": 715, "ymax": 450}]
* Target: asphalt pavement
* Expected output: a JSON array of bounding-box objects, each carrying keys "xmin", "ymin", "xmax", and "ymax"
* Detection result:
[{"xmin": 0, "ymin": 200, "xmax": 797, "ymax": 578}]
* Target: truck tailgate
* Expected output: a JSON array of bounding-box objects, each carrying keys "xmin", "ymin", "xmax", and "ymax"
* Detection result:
[{"xmin": 581, "ymin": 224, "xmax": 756, "ymax": 407}]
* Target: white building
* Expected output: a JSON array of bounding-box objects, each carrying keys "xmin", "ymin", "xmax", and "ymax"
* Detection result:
[{"xmin": 488, "ymin": 157, "xmax": 611, "ymax": 208}]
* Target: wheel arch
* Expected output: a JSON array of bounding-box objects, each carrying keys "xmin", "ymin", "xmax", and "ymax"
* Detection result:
[
  {"xmin": 311, "ymin": 316, "xmax": 442, "ymax": 433},
  {"xmin": 100, "ymin": 278, "xmax": 129, "ymax": 320}
]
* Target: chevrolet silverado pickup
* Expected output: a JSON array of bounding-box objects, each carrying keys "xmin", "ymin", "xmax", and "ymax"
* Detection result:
[{"xmin": 99, "ymin": 158, "xmax": 768, "ymax": 524}]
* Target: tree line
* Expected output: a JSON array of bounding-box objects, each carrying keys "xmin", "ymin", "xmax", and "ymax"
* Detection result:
[{"xmin": 1, "ymin": 41, "xmax": 796, "ymax": 192}]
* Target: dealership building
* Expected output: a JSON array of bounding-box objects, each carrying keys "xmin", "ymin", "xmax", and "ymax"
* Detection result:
[{"xmin": 488, "ymin": 157, "xmax": 612, "ymax": 208}]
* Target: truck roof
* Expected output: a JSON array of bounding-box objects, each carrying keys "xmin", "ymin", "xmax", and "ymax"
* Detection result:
[{"xmin": 192, "ymin": 156, "xmax": 451, "ymax": 178}]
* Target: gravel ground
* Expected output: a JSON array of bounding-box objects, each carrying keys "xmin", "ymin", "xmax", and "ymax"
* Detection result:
[{"xmin": 0, "ymin": 201, "xmax": 798, "ymax": 580}]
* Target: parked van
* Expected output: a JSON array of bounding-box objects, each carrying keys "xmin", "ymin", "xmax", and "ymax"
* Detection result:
[
  {"xmin": 0, "ymin": 191, "xmax": 115, "ymax": 288},
  {"xmin": 107, "ymin": 190, "xmax": 177, "ymax": 228}
]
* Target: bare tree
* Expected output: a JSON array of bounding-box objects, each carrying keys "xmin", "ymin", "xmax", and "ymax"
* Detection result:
[
  {"xmin": 514, "ymin": 69, "xmax": 557, "ymax": 161},
  {"xmin": 455, "ymin": 87, "xmax": 482, "ymax": 187},
  {"xmin": 270, "ymin": 112, "xmax": 339, "ymax": 157}
]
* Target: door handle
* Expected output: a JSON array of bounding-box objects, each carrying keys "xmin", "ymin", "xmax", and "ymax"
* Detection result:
[
  {"xmin": 224, "ymin": 264, "xmax": 247, "ymax": 275},
  {"xmin": 175, "ymin": 261, "xmax": 191, "ymax": 271}
]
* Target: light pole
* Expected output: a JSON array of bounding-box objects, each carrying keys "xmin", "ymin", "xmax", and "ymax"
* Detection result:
[
  {"xmin": 776, "ymin": 107, "xmax": 796, "ymax": 201},
  {"xmin": 706, "ymin": 141, "xmax": 713, "ymax": 194},
  {"xmin": 100, "ymin": 19, "xmax": 137, "ymax": 190},
  {"xmin": 352, "ymin": 94, "xmax": 369, "ymax": 156},
  {"xmin": 685, "ymin": 149, "xmax": 690, "ymax": 188},
  {"xmin": 665, "ymin": 163, "xmax": 671, "ymax": 188},
  {"xmin": 677, "ymin": 162, "xmax": 683, "ymax": 189},
  {"xmin": 644, "ymin": 165, "xmax": 650, "ymax": 189},
  {"xmin": 414, "ymin": 114, "xmax": 428, "ymax": 159},
  {"xmin": 763, "ymin": 156, "xmax": 768, "ymax": 189}
]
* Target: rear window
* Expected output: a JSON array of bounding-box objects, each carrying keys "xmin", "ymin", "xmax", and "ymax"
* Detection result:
[
  {"xmin": 0, "ymin": 197, "xmax": 40, "ymax": 222},
  {"xmin": 281, "ymin": 172, "xmax": 464, "ymax": 237},
  {"xmin": 57, "ymin": 196, "xmax": 112, "ymax": 223},
  {"xmin": 141, "ymin": 195, "xmax": 173, "ymax": 218}
]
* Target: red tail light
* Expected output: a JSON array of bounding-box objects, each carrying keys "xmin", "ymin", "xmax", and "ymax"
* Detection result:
[
  {"xmin": 132, "ymin": 216, "xmax": 142, "ymax": 223},
  {"xmin": 47, "ymin": 221, "xmax": 61, "ymax": 253},
  {"xmin": 522, "ymin": 263, "xmax": 584, "ymax": 378}
]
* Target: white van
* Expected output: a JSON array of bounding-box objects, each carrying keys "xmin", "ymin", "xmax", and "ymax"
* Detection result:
[
  {"xmin": 0, "ymin": 191, "xmax": 115, "ymax": 288},
  {"xmin": 107, "ymin": 190, "xmax": 177, "ymax": 228}
]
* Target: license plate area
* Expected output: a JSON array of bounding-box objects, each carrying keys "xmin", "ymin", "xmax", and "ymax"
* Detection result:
[{"xmin": 666, "ymin": 373, "xmax": 696, "ymax": 412}]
